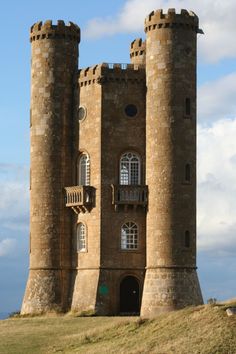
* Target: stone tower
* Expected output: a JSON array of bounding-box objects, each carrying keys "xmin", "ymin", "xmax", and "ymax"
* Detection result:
[
  {"xmin": 21, "ymin": 9, "xmax": 203, "ymax": 316},
  {"xmin": 69, "ymin": 63, "xmax": 146, "ymax": 315},
  {"xmin": 21, "ymin": 21, "xmax": 80, "ymax": 314},
  {"xmin": 130, "ymin": 38, "xmax": 146, "ymax": 65},
  {"xmin": 141, "ymin": 9, "xmax": 203, "ymax": 317}
]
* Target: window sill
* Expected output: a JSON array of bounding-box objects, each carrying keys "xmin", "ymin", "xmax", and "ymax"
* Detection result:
[{"xmin": 120, "ymin": 249, "xmax": 141, "ymax": 254}]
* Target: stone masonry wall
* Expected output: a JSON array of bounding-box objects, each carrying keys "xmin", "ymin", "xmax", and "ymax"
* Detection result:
[
  {"xmin": 71, "ymin": 64, "xmax": 147, "ymax": 314},
  {"xmin": 21, "ymin": 21, "xmax": 80, "ymax": 314},
  {"xmin": 99, "ymin": 64, "xmax": 146, "ymax": 314},
  {"xmin": 141, "ymin": 9, "xmax": 203, "ymax": 317},
  {"xmin": 70, "ymin": 67, "xmax": 102, "ymax": 313}
]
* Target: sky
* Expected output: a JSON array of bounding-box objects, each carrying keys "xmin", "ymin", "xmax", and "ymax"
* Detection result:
[{"xmin": 0, "ymin": 0, "xmax": 236, "ymax": 313}]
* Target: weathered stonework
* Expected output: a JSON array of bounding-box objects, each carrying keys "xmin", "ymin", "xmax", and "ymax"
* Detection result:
[
  {"xmin": 130, "ymin": 38, "xmax": 146, "ymax": 65},
  {"xmin": 21, "ymin": 21, "xmax": 80, "ymax": 314},
  {"xmin": 141, "ymin": 9, "xmax": 203, "ymax": 317},
  {"xmin": 22, "ymin": 9, "xmax": 203, "ymax": 317}
]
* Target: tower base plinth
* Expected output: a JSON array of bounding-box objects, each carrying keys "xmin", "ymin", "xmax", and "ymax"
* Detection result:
[
  {"xmin": 21, "ymin": 270, "xmax": 63, "ymax": 315},
  {"xmin": 141, "ymin": 267, "xmax": 203, "ymax": 318}
]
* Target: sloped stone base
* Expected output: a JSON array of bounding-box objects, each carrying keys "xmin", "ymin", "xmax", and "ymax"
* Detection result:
[
  {"xmin": 21, "ymin": 270, "xmax": 63, "ymax": 314},
  {"xmin": 141, "ymin": 267, "xmax": 203, "ymax": 318}
]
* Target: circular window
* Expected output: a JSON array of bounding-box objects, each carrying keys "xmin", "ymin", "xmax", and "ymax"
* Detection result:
[
  {"xmin": 78, "ymin": 106, "xmax": 87, "ymax": 121},
  {"xmin": 125, "ymin": 104, "xmax": 138, "ymax": 117}
]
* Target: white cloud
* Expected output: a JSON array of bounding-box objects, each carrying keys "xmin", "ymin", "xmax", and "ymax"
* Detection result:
[
  {"xmin": 0, "ymin": 164, "xmax": 29, "ymax": 231},
  {"xmin": 197, "ymin": 118, "xmax": 236, "ymax": 253},
  {"xmin": 0, "ymin": 181, "xmax": 28, "ymax": 217},
  {"xmin": 84, "ymin": 0, "xmax": 236, "ymax": 63},
  {"xmin": 0, "ymin": 239, "xmax": 16, "ymax": 257},
  {"xmin": 195, "ymin": 1, "xmax": 236, "ymax": 63},
  {"xmin": 198, "ymin": 73, "xmax": 236, "ymax": 124},
  {"xmin": 83, "ymin": 0, "xmax": 154, "ymax": 38}
]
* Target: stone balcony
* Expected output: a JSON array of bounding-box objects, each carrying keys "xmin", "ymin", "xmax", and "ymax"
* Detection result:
[
  {"xmin": 65, "ymin": 185, "xmax": 94, "ymax": 214},
  {"xmin": 111, "ymin": 184, "xmax": 148, "ymax": 211}
]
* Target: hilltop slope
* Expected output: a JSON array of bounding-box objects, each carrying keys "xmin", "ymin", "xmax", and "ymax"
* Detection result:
[{"xmin": 0, "ymin": 303, "xmax": 236, "ymax": 354}]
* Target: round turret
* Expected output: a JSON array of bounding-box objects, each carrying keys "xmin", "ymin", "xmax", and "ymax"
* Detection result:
[
  {"xmin": 21, "ymin": 20, "xmax": 80, "ymax": 315},
  {"xmin": 30, "ymin": 20, "xmax": 80, "ymax": 42},
  {"xmin": 144, "ymin": 8, "xmax": 199, "ymax": 32},
  {"xmin": 141, "ymin": 9, "xmax": 203, "ymax": 318},
  {"xmin": 130, "ymin": 38, "xmax": 146, "ymax": 65}
]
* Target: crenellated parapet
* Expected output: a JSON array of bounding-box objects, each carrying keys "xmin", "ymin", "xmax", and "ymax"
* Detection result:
[
  {"xmin": 144, "ymin": 8, "xmax": 199, "ymax": 33},
  {"xmin": 78, "ymin": 63, "xmax": 145, "ymax": 87},
  {"xmin": 30, "ymin": 20, "xmax": 80, "ymax": 42},
  {"xmin": 130, "ymin": 38, "xmax": 146, "ymax": 65}
]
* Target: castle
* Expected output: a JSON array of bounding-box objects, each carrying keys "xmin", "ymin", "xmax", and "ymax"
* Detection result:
[{"xmin": 21, "ymin": 8, "xmax": 203, "ymax": 317}]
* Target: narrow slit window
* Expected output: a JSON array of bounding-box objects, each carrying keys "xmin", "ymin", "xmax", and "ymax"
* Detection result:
[
  {"xmin": 185, "ymin": 164, "xmax": 191, "ymax": 182},
  {"xmin": 185, "ymin": 231, "xmax": 190, "ymax": 248},
  {"xmin": 185, "ymin": 98, "xmax": 191, "ymax": 116}
]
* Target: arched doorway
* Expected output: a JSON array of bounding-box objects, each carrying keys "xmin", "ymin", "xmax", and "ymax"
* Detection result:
[{"xmin": 120, "ymin": 276, "xmax": 140, "ymax": 315}]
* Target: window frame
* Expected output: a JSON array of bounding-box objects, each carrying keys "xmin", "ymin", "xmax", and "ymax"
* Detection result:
[
  {"xmin": 78, "ymin": 105, "xmax": 87, "ymax": 122},
  {"xmin": 120, "ymin": 221, "xmax": 139, "ymax": 251},
  {"xmin": 119, "ymin": 152, "xmax": 141, "ymax": 185},
  {"xmin": 76, "ymin": 222, "xmax": 87, "ymax": 252},
  {"xmin": 77, "ymin": 153, "xmax": 90, "ymax": 186}
]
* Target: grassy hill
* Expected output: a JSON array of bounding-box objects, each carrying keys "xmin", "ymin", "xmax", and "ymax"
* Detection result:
[{"xmin": 0, "ymin": 302, "xmax": 236, "ymax": 354}]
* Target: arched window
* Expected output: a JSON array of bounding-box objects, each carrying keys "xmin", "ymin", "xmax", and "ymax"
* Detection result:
[
  {"xmin": 77, "ymin": 223, "xmax": 86, "ymax": 252},
  {"xmin": 185, "ymin": 163, "xmax": 191, "ymax": 182},
  {"xmin": 120, "ymin": 152, "xmax": 140, "ymax": 185},
  {"xmin": 185, "ymin": 230, "xmax": 190, "ymax": 248},
  {"xmin": 121, "ymin": 222, "xmax": 138, "ymax": 250},
  {"xmin": 78, "ymin": 154, "xmax": 90, "ymax": 186}
]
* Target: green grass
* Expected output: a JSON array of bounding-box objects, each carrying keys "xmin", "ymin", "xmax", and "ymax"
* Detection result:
[{"xmin": 1, "ymin": 303, "xmax": 236, "ymax": 354}]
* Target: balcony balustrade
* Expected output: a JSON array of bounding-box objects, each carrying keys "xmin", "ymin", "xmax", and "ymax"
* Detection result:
[
  {"xmin": 111, "ymin": 184, "xmax": 148, "ymax": 210},
  {"xmin": 65, "ymin": 185, "xmax": 93, "ymax": 214}
]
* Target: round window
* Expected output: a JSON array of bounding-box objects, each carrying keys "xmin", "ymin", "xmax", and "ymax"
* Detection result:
[
  {"xmin": 78, "ymin": 106, "xmax": 87, "ymax": 121},
  {"xmin": 125, "ymin": 104, "xmax": 138, "ymax": 117}
]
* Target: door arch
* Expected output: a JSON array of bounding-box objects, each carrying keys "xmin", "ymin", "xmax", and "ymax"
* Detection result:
[{"xmin": 120, "ymin": 275, "xmax": 140, "ymax": 315}]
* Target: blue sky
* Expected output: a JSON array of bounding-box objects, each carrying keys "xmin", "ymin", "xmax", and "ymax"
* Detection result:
[{"xmin": 0, "ymin": 0, "xmax": 236, "ymax": 313}]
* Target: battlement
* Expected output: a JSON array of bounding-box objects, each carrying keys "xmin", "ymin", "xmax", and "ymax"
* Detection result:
[
  {"xmin": 30, "ymin": 20, "xmax": 80, "ymax": 43},
  {"xmin": 78, "ymin": 63, "xmax": 145, "ymax": 87},
  {"xmin": 144, "ymin": 9, "xmax": 199, "ymax": 33},
  {"xmin": 130, "ymin": 38, "xmax": 146, "ymax": 51},
  {"xmin": 130, "ymin": 38, "xmax": 146, "ymax": 59}
]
